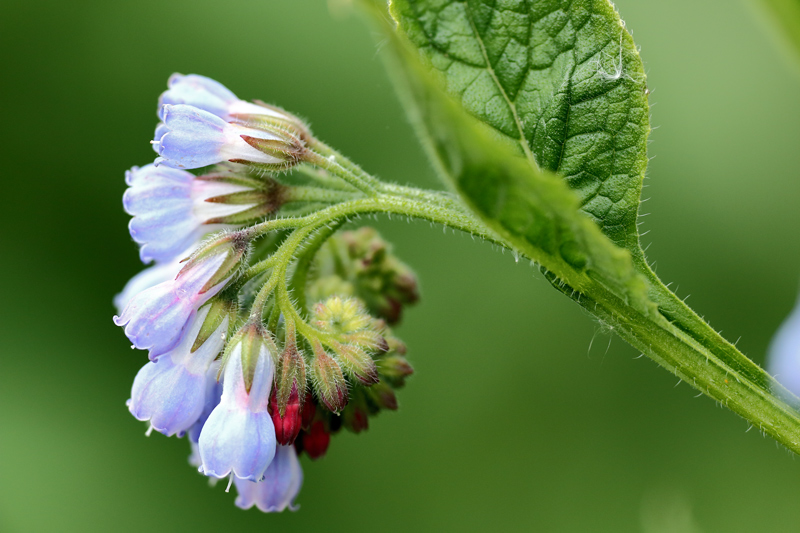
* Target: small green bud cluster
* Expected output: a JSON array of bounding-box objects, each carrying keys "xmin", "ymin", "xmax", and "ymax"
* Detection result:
[{"xmin": 308, "ymin": 227, "xmax": 420, "ymax": 324}]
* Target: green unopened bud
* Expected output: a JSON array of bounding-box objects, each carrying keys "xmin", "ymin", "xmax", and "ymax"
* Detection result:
[
  {"xmin": 332, "ymin": 343, "xmax": 379, "ymax": 385},
  {"xmin": 275, "ymin": 326, "xmax": 306, "ymax": 416},
  {"xmin": 365, "ymin": 381, "xmax": 398, "ymax": 411},
  {"xmin": 376, "ymin": 354, "xmax": 414, "ymax": 388},
  {"xmin": 342, "ymin": 390, "xmax": 370, "ymax": 434},
  {"xmin": 307, "ymin": 275, "xmax": 355, "ymax": 304},
  {"xmin": 311, "ymin": 342, "xmax": 349, "ymax": 413},
  {"xmin": 313, "ymin": 296, "xmax": 371, "ymax": 334},
  {"xmin": 340, "ymin": 227, "xmax": 420, "ymax": 325}
]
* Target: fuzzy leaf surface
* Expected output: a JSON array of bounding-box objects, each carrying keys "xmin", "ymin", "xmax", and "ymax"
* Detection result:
[
  {"xmin": 365, "ymin": 0, "xmax": 656, "ymax": 320},
  {"xmin": 390, "ymin": 0, "xmax": 650, "ymax": 254}
]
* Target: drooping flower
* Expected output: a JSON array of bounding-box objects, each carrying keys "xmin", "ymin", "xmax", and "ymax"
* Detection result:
[
  {"xmin": 768, "ymin": 295, "xmax": 800, "ymax": 399},
  {"xmin": 188, "ymin": 362, "xmax": 225, "ymax": 444},
  {"xmin": 124, "ymin": 164, "xmax": 260, "ymax": 263},
  {"xmin": 114, "ymin": 245, "xmax": 234, "ymax": 358},
  {"xmin": 114, "ymin": 249, "xmax": 189, "ymax": 314},
  {"xmin": 158, "ymin": 73, "xmax": 294, "ymax": 125},
  {"xmin": 153, "ymin": 104, "xmax": 304, "ymax": 170},
  {"xmin": 198, "ymin": 324, "xmax": 277, "ymax": 481},
  {"xmin": 233, "ymin": 444, "xmax": 303, "ymax": 513},
  {"xmin": 127, "ymin": 306, "xmax": 228, "ymax": 436}
]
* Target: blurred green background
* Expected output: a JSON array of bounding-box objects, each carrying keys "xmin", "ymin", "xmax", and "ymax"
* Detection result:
[{"xmin": 1, "ymin": 0, "xmax": 799, "ymax": 531}]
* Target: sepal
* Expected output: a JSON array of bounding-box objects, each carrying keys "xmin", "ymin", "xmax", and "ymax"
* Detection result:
[
  {"xmin": 331, "ymin": 343, "xmax": 378, "ymax": 385},
  {"xmin": 376, "ymin": 354, "xmax": 414, "ymax": 388},
  {"xmin": 192, "ymin": 296, "xmax": 237, "ymax": 353},
  {"xmin": 365, "ymin": 381, "xmax": 398, "ymax": 411},
  {"xmin": 179, "ymin": 230, "xmax": 251, "ymax": 294},
  {"xmin": 310, "ymin": 342, "xmax": 348, "ymax": 413}
]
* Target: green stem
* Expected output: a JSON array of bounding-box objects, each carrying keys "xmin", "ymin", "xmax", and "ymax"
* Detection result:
[
  {"xmin": 306, "ymin": 138, "xmax": 384, "ymax": 193},
  {"xmin": 284, "ymin": 186, "xmax": 362, "ymax": 204},
  {"xmin": 295, "ymin": 164, "xmax": 362, "ymax": 192},
  {"xmin": 304, "ymin": 150, "xmax": 380, "ymax": 196},
  {"xmin": 545, "ymin": 260, "xmax": 800, "ymax": 452},
  {"xmin": 289, "ymin": 221, "xmax": 345, "ymax": 315}
]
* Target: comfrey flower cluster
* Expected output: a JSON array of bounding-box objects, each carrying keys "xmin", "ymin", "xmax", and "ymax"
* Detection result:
[{"xmin": 115, "ymin": 74, "xmax": 418, "ymax": 512}]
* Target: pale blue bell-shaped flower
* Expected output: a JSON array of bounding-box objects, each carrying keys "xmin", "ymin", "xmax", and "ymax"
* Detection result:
[
  {"xmin": 152, "ymin": 104, "xmax": 287, "ymax": 170},
  {"xmin": 124, "ymin": 164, "xmax": 257, "ymax": 264},
  {"xmin": 127, "ymin": 307, "xmax": 228, "ymax": 436},
  {"xmin": 113, "ymin": 251, "xmax": 228, "ymax": 358},
  {"xmin": 234, "ymin": 444, "xmax": 303, "ymax": 513},
  {"xmin": 188, "ymin": 362, "xmax": 225, "ymax": 444},
  {"xmin": 113, "ymin": 249, "xmax": 189, "ymax": 314},
  {"xmin": 198, "ymin": 338, "xmax": 277, "ymax": 481},
  {"xmin": 158, "ymin": 73, "xmax": 288, "ymax": 122},
  {"xmin": 768, "ymin": 293, "xmax": 800, "ymax": 400}
]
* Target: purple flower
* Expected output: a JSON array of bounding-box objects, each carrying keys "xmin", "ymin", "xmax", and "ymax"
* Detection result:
[
  {"xmin": 152, "ymin": 105, "xmax": 290, "ymax": 170},
  {"xmin": 124, "ymin": 164, "xmax": 257, "ymax": 263},
  {"xmin": 127, "ymin": 307, "xmax": 228, "ymax": 437},
  {"xmin": 198, "ymin": 333, "xmax": 277, "ymax": 481},
  {"xmin": 158, "ymin": 73, "xmax": 288, "ymax": 122},
  {"xmin": 769, "ymin": 296, "xmax": 800, "ymax": 399},
  {"xmin": 234, "ymin": 445, "xmax": 303, "ymax": 513},
  {"xmin": 114, "ymin": 251, "xmax": 228, "ymax": 358}
]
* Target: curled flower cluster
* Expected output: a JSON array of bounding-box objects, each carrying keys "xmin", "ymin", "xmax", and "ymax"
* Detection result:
[{"xmin": 115, "ymin": 74, "xmax": 418, "ymax": 512}]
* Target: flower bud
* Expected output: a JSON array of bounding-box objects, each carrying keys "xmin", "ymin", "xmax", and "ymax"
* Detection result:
[
  {"xmin": 332, "ymin": 343, "xmax": 379, "ymax": 386},
  {"xmin": 301, "ymin": 392, "xmax": 316, "ymax": 430},
  {"xmin": 376, "ymin": 354, "xmax": 414, "ymax": 388},
  {"xmin": 269, "ymin": 385, "xmax": 302, "ymax": 446},
  {"xmin": 270, "ymin": 330, "xmax": 306, "ymax": 445},
  {"xmin": 153, "ymin": 104, "xmax": 305, "ymax": 171},
  {"xmin": 310, "ymin": 345, "xmax": 348, "ymax": 414},
  {"xmin": 341, "ymin": 227, "xmax": 420, "ymax": 324},
  {"xmin": 312, "ymin": 296, "xmax": 372, "ymax": 334},
  {"xmin": 301, "ymin": 421, "xmax": 330, "ymax": 460},
  {"xmin": 342, "ymin": 392, "xmax": 369, "ymax": 434},
  {"xmin": 365, "ymin": 382, "xmax": 398, "ymax": 411}
]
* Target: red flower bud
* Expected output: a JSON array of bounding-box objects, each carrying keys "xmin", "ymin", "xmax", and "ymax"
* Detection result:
[
  {"xmin": 302, "ymin": 421, "xmax": 330, "ymax": 460},
  {"xmin": 269, "ymin": 384, "xmax": 302, "ymax": 446},
  {"xmin": 366, "ymin": 382, "xmax": 398, "ymax": 411},
  {"xmin": 344, "ymin": 406, "xmax": 369, "ymax": 434},
  {"xmin": 301, "ymin": 392, "xmax": 316, "ymax": 430}
]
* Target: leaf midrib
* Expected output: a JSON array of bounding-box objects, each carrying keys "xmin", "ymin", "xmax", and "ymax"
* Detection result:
[{"xmin": 463, "ymin": 6, "xmax": 538, "ymax": 168}]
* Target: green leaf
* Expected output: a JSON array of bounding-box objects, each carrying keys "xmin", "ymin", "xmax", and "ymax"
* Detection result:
[
  {"xmin": 390, "ymin": 0, "xmax": 650, "ymax": 255},
  {"xmin": 358, "ymin": 0, "xmax": 800, "ymax": 454},
  {"xmin": 755, "ymin": 0, "xmax": 800, "ymax": 65},
  {"xmin": 364, "ymin": 0, "xmax": 654, "ymax": 318}
]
